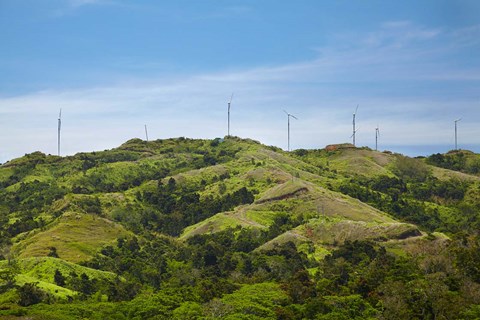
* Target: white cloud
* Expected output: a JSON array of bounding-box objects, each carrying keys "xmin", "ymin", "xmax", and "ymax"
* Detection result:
[{"xmin": 1, "ymin": 22, "xmax": 479, "ymax": 162}]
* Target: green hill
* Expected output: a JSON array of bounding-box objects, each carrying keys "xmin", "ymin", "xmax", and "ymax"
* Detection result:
[{"xmin": 1, "ymin": 137, "xmax": 480, "ymax": 319}]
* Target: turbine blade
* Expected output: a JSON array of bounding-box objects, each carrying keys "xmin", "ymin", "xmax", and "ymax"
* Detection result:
[
  {"xmin": 229, "ymin": 93, "xmax": 234, "ymax": 104},
  {"xmin": 291, "ymin": 114, "xmax": 298, "ymax": 120}
]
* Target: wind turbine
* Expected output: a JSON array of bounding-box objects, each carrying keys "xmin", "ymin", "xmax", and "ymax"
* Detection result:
[
  {"xmin": 227, "ymin": 93, "xmax": 234, "ymax": 137},
  {"xmin": 352, "ymin": 105, "xmax": 359, "ymax": 146},
  {"xmin": 283, "ymin": 110, "xmax": 298, "ymax": 152},
  {"xmin": 145, "ymin": 124, "xmax": 149, "ymax": 142},
  {"xmin": 375, "ymin": 125, "xmax": 380, "ymax": 151},
  {"xmin": 454, "ymin": 118, "xmax": 461, "ymax": 150},
  {"xmin": 57, "ymin": 109, "xmax": 62, "ymax": 156}
]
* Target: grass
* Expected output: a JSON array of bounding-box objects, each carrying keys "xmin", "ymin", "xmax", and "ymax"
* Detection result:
[
  {"xmin": 255, "ymin": 216, "xmax": 422, "ymax": 261},
  {"xmin": 430, "ymin": 165, "xmax": 480, "ymax": 182},
  {"xmin": 15, "ymin": 274, "xmax": 77, "ymax": 299},
  {"xmin": 170, "ymin": 164, "xmax": 229, "ymax": 189},
  {"xmin": 256, "ymin": 179, "xmax": 310, "ymax": 203},
  {"xmin": 297, "ymin": 218, "xmax": 421, "ymax": 246},
  {"xmin": 180, "ymin": 212, "xmax": 247, "ymax": 239},
  {"xmin": 0, "ymin": 289, "xmax": 18, "ymax": 308},
  {"xmin": 0, "ymin": 257, "xmax": 119, "ymax": 300},
  {"xmin": 180, "ymin": 171, "xmax": 398, "ymax": 241},
  {"xmin": 325, "ymin": 149, "xmax": 395, "ymax": 178},
  {"xmin": 18, "ymin": 257, "xmax": 118, "ymax": 283},
  {"xmin": 257, "ymin": 230, "xmax": 310, "ymax": 252},
  {"xmin": 244, "ymin": 210, "xmax": 279, "ymax": 226},
  {"xmin": 2, "ymin": 137, "xmax": 470, "ymax": 274},
  {"xmin": 13, "ymin": 213, "xmax": 129, "ymax": 263}
]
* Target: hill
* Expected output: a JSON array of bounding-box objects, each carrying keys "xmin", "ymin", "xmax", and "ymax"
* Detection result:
[{"xmin": 1, "ymin": 137, "xmax": 480, "ymax": 319}]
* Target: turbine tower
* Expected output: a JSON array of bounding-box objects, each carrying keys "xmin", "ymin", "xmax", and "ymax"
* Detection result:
[
  {"xmin": 454, "ymin": 118, "xmax": 461, "ymax": 150},
  {"xmin": 352, "ymin": 105, "xmax": 359, "ymax": 146},
  {"xmin": 375, "ymin": 126, "xmax": 380, "ymax": 151},
  {"xmin": 227, "ymin": 93, "xmax": 234, "ymax": 137},
  {"xmin": 145, "ymin": 124, "xmax": 149, "ymax": 142},
  {"xmin": 283, "ymin": 110, "xmax": 298, "ymax": 152},
  {"xmin": 57, "ymin": 109, "xmax": 62, "ymax": 156}
]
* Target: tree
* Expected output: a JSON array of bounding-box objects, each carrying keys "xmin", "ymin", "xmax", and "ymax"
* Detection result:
[
  {"xmin": 220, "ymin": 282, "xmax": 289, "ymax": 319},
  {"xmin": 18, "ymin": 282, "xmax": 48, "ymax": 306},
  {"xmin": 54, "ymin": 269, "xmax": 66, "ymax": 287},
  {"xmin": 48, "ymin": 246, "xmax": 59, "ymax": 258},
  {"xmin": 0, "ymin": 259, "xmax": 19, "ymax": 292},
  {"xmin": 393, "ymin": 155, "xmax": 430, "ymax": 182},
  {"xmin": 79, "ymin": 273, "xmax": 95, "ymax": 296},
  {"xmin": 172, "ymin": 301, "xmax": 203, "ymax": 319}
]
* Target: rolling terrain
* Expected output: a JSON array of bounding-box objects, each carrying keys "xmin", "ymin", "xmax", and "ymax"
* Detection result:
[{"xmin": 1, "ymin": 137, "xmax": 480, "ymax": 319}]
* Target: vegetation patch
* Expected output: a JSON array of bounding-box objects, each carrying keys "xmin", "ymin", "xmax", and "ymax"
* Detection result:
[
  {"xmin": 14, "ymin": 213, "xmax": 128, "ymax": 263},
  {"xmin": 1, "ymin": 138, "xmax": 480, "ymax": 319}
]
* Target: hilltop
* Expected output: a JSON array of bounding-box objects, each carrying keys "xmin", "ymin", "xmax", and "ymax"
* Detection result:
[{"xmin": 1, "ymin": 137, "xmax": 480, "ymax": 319}]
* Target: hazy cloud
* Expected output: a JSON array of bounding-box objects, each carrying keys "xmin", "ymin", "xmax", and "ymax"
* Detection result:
[{"xmin": 0, "ymin": 21, "xmax": 479, "ymax": 162}]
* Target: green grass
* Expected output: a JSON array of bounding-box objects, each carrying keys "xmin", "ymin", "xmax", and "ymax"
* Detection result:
[
  {"xmin": 0, "ymin": 289, "xmax": 18, "ymax": 308},
  {"xmin": 15, "ymin": 274, "xmax": 77, "ymax": 299},
  {"xmin": 256, "ymin": 179, "xmax": 310, "ymax": 203},
  {"xmin": 18, "ymin": 257, "xmax": 118, "ymax": 283},
  {"xmin": 297, "ymin": 218, "xmax": 421, "ymax": 246},
  {"xmin": 297, "ymin": 242, "xmax": 331, "ymax": 261},
  {"xmin": 0, "ymin": 257, "xmax": 119, "ymax": 300},
  {"xmin": 180, "ymin": 212, "xmax": 247, "ymax": 239},
  {"xmin": 1, "ymin": 137, "xmax": 469, "ymax": 275},
  {"xmin": 14, "ymin": 213, "xmax": 129, "ymax": 263},
  {"xmin": 325, "ymin": 149, "xmax": 395, "ymax": 178},
  {"xmin": 244, "ymin": 210, "xmax": 279, "ymax": 226},
  {"xmin": 430, "ymin": 165, "xmax": 480, "ymax": 182},
  {"xmin": 180, "ymin": 173, "xmax": 398, "ymax": 241}
]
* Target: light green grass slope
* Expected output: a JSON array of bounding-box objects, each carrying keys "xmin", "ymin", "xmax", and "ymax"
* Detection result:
[{"xmin": 13, "ymin": 213, "xmax": 129, "ymax": 263}]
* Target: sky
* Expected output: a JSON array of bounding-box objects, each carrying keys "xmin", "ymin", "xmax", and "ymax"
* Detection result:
[{"xmin": 0, "ymin": 0, "xmax": 479, "ymax": 163}]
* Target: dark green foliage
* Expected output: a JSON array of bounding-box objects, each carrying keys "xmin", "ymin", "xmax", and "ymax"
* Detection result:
[
  {"xmin": 48, "ymin": 247, "xmax": 59, "ymax": 258},
  {"xmin": 18, "ymin": 282, "xmax": 49, "ymax": 306},
  {"xmin": 0, "ymin": 180, "xmax": 66, "ymax": 214},
  {"xmin": 54, "ymin": 269, "xmax": 65, "ymax": 287},
  {"xmin": 427, "ymin": 151, "xmax": 480, "ymax": 174},
  {"xmin": 2, "ymin": 138, "xmax": 480, "ymax": 319},
  {"xmin": 452, "ymin": 234, "xmax": 480, "ymax": 283},
  {"xmin": 337, "ymin": 174, "xmax": 474, "ymax": 233},
  {"xmin": 137, "ymin": 182, "xmax": 255, "ymax": 236},
  {"xmin": 0, "ymin": 152, "xmax": 48, "ymax": 188},
  {"xmin": 393, "ymin": 155, "xmax": 431, "ymax": 182},
  {"xmin": 73, "ymin": 196, "xmax": 102, "ymax": 214},
  {"xmin": 0, "ymin": 178, "xmax": 66, "ymax": 239},
  {"xmin": 0, "ymin": 260, "xmax": 18, "ymax": 292}
]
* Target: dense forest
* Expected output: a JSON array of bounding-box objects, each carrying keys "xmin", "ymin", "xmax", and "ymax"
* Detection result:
[{"xmin": 1, "ymin": 137, "xmax": 480, "ymax": 319}]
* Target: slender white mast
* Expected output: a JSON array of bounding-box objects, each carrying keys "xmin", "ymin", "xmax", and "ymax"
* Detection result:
[
  {"xmin": 454, "ymin": 118, "xmax": 461, "ymax": 150},
  {"xmin": 375, "ymin": 126, "xmax": 380, "ymax": 151},
  {"xmin": 352, "ymin": 105, "xmax": 359, "ymax": 146},
  {"xmin": 228, "ymin": 93, "xmax": 234, "ymax": 136},
  {"xmin": 57, "ymin": 109, "xmax": 62, "ymax": 156},
  {"xmin": 283, "ymin": 110, "xmax": 298, "ymax": 152},
  {"xmin": 145, "ymin": 124, "xmax": 149, "ymax": 142}
]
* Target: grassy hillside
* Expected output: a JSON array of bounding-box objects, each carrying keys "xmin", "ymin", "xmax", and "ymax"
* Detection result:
[
  {"xmin": 1, "ymin": 137, "xmax": 480, "ymax": 319},
  {"xmin": 14, "ymin": 212, "xmax": 129, "ymax": 263}
]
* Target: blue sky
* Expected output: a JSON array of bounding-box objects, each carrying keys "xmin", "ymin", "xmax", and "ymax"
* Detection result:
[{"xmin": 0, "ymin": 0, "xmax": 479, "ymax": 162}]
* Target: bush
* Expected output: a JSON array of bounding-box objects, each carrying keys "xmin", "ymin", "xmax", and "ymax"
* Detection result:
[
  {"xmin": 393, "ymin": 155, "xmax": 430, "ymax": 182},
  {"xmin": 18, "ymin": 283, "xmax": 49, "ymax": 306}
]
